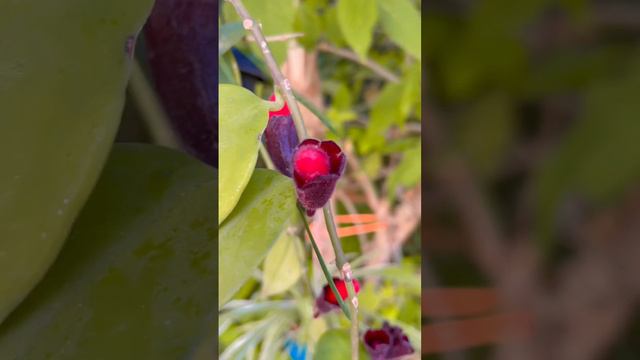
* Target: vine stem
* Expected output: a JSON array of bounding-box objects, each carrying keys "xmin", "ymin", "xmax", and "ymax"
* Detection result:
[
  {"xmin": 227, "ymin": 1, "xmax": 359, "ymax": 358},
  {"xmin": 324, "ymin": 204, "xmax": 360, "ymax": 360},
  {"xmin": 226, "ymin": 0, "xmax": 307, "ymax": 140}
]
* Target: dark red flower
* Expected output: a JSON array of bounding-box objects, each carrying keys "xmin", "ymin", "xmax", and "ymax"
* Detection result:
[
  {"xmin": 363, "ymin": 322, "xmax": 414, "ymax": 360},
  {"xmin": 313, "ymin": 277, "xmax": 361, "ymax": 317},
  {"xmin": 292, "ymin": 139, "xmax": 346, "ymax": 216},
  {"xmin": 263, "ymin": 94, "xmax": 298, "ymax": 177}
]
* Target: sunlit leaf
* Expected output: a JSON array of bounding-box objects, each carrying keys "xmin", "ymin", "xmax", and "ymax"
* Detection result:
[
  {"xmin": 219, "ymin": 84, "xmax": 270, "ymax": 224},
  {"xmin": 219, "ymin": 169, "xmax": 297, "ymax": 307},
  {"xmin": 262, "ymin": 233, "xmax": 304, "ymax": 297},
  {"xmin": 376, "ymin": 0, "xmax": 421, "ymax": 60},
  {"xmin": 337, "ymin": 0, "xmax": 378, "ymax": 59},
  {"xmin": 359, "ymin": 82, "xmax": 404, "ymax": 153},
  {"xmin": 315, "ymin": 329, "xmax": 369, "ymax": 360},
  {"xmin": 0, "ymin": 144, "xmax": 216, "ymax": 359}
]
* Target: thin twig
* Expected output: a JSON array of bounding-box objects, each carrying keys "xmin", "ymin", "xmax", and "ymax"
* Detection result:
[
  {"xmin": 246, "ymin": 32, "xmax": 305, "ymax": 43},
  {"xmin": 298, "ymin": 205, "xmax": 351, "ymax": 319},
  {"xmin": 258, "ymin": 143, "xmax": 275, "ymax": 170},
  {"xmin": 227, "ymin": 0, "xmax": 307, "ymax": 139},
  {"xmin": 317, "ymin": 42, "xmax": 400, "ymax": 83},
  {"xmin": 323, "ymin": 204, "xmax": 360, "ymax": 360},
  {"xmin": 292, "ymin": 89, "xmax": 338, "ymax": 134},
  {"xmin": 129, "ymin": 60, "xmax": 180, "ymax": 148}
]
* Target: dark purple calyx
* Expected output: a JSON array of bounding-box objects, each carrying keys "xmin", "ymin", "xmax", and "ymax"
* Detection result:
[
  {"xmin": 143, "ymin": 0, "xmax": 217, "ymax": 167},
  {"xmin": 263, "ymin": 94, "xmax": 299, "ymax": 177},
  {"xmin": 363, "ymin": 322, "xmax": 414, "ymax": 360}
]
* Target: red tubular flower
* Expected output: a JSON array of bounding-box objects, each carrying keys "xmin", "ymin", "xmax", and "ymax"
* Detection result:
[
  {"xmin": 363, "ymin": 322, "xmax": 414, "ymax": 360},
  {"xmin": 313, "ymin": 278, "xmax": 360, "ymax": 317},
  {"xmin": 292, "ymin": 139, "xmax": 346, "ymax": 216},
  {"xmin": 263, "ymin": 94, "xmax": 299, "ymax": 177}
]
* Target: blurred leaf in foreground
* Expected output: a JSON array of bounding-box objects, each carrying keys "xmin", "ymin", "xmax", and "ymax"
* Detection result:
[{"xmin": 0, "ymin": 144, "xmax": 216, "ymax": 359}]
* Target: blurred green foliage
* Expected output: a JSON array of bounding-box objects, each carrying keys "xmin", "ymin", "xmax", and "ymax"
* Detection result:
[{"xmin": 426, "ymin": 0, "xmax": 640, "ymax": 357}]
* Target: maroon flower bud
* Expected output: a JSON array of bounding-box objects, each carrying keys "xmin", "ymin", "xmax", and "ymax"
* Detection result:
[
  {"xmin": 263, "ymin": 94, "xmax": 299, "ymax": 177},
  {"xmin": 313, "ymin": 278, "xmax": 360, "ymax": 317},
  {"xmin": 293, "ymin": 139, "xmax": 346, "ymax": 216},
  {"xmin": 363, "ymin": 322, "xmax": 414, "ymax": 360}
]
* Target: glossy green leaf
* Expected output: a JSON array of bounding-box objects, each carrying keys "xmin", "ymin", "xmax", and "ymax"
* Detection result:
[
  {"xmin": 219, "ymin": 169, "xmax": 297, "ymax": 308},
  {"xmin": 220, "ymin": 22, "xmax": 245, "ymax": 55},
  {"xmin": 376, "ymin": 0, "xmax": 421, "ymax": 60},
  {"xmin": 0, "ymin": 0, "xmax": 153, "ymax": 323},
  {"xmin": 0, "ymin": 144, "xmax": 216, "ymax": 359},
  {"xmin": 337, "ymin": 0, "xmax": 378, "ymax": 59},
  {"xmin": 262, "ymin": 233, "xmax": 304, "ymax": 297},
  {"xmin": 219, "ymin": 84, "xmax": 270, "ymax": 224}
]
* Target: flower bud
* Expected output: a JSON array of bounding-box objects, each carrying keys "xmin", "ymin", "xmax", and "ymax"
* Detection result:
[
  {"xmin": 262, "ymin": 94, "xmax": 298, "ymax": 177},
  {"xmin": 293, "ymin": 139, "xmax": 345, "ymax": 216},
  {"xmin": 313, "ymin": 277, "xmax": 360, "ymax": 317}
]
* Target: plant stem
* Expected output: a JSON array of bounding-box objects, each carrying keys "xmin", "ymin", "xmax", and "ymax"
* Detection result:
[
  {"xmin": 323, "ymin": 203, "xmax": 359, "ymax": 360},
  {"xmin": 258, "ymin": 143, "xmax": 275, "ymax": 170},
  {"xmin": 317, "ymin": 42, "xmax": 400, "ymax": 83},
  {"xmin": 297, "ymin": 206, "xmax": 351, "ymax": 319},
  {"xmin": 226, "ymin": 0, "xmax": 307, "ymax": 140},
  {"xmin": 129, "ymin": 60, "xmax": 180, "ymax": 148},
  {"xmin": 292, "ymin": 90, "xmax": 338, "ymax": 135}
]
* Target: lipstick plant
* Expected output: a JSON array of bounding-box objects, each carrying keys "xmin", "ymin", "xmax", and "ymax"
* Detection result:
[{"xmin": 219, "ymin": 0, "xmax": 421, "ymax": 359}]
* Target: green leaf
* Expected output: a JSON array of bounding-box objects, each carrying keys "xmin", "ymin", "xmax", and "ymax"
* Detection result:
[
  {"xmin": 0, "ymin": 144, "xmax": 216, "ymax": 359},
  {"xmin": 220, "ymin": 22, "xmax": 245, "ymax": 55},
  {"xmin": 219, "ymin": 52, "xmax": 238, "ymax": 85},
  {"xmin": 359, "ymin": 82, "xmax": 404, "ymax": 153},
  {"xmin": 386, "ymin": 143, "xmax": 421, "ymax": 202},
  {"xmin": 293, "ymin": 2, "xmax": 322, "ymax": 49},
  {"xmin": 0, "ymin": 0, "xmax": 154, "ymax": 324},
  {"xmin": 243, "ymin": 0, "xmax": 296, "ymax": 64},
  {"xmin": 219, "ymin": 84, "xmax": 270, "ymax": 224},
  {"xmin": 337, "ymin": 0, "xmax": 378, "ymax": 59},
  {"xmin": 315, "ymin": 329, "xmax": 369, "ymax": 360},
  {"xmin": 262, "ymin": 233, "xmax": 304, "ymax": 297},
  {"xmin": 376, "ymin": 0, "xmax": 421, "ymax": 60},
  {"xmin": 322, "ymin": 6, "xmax": 346, "ymax": 47},
  {"xmin": 219, "ymin": 169, "xmax": 297, "ymax": 308}
]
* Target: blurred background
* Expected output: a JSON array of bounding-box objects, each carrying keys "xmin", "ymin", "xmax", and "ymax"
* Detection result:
[{"xmin": 424, "ymin": 0, "xmax": 640, "ymax": 359}]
